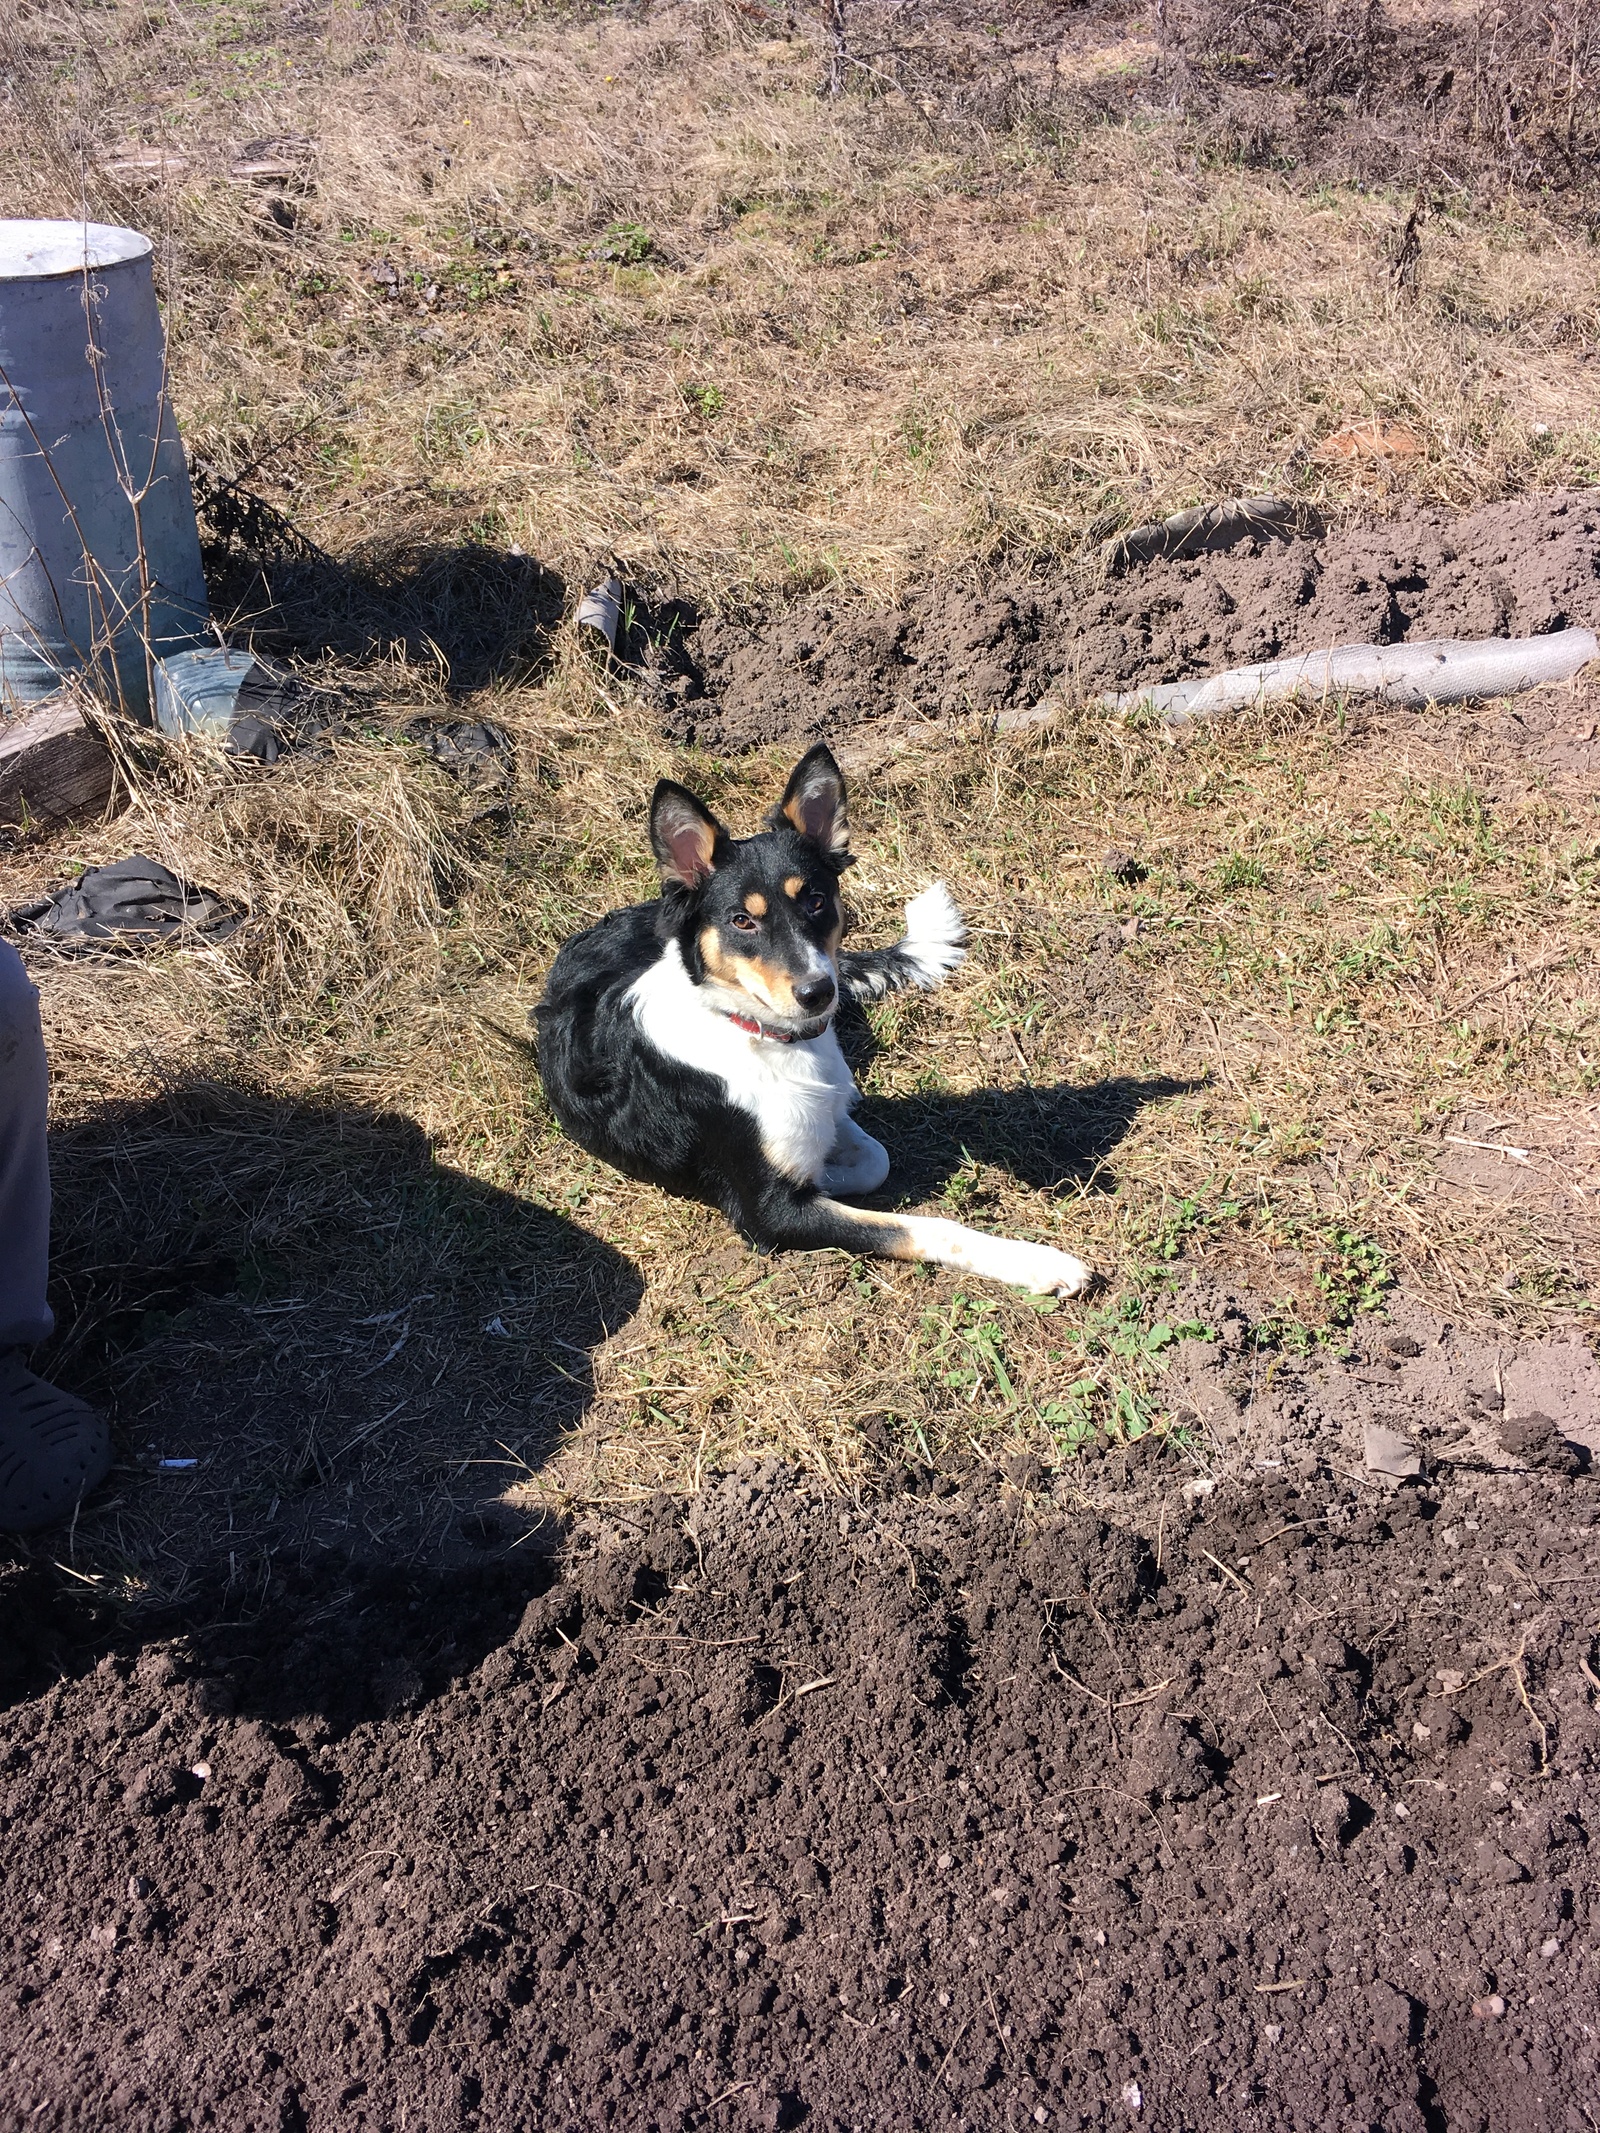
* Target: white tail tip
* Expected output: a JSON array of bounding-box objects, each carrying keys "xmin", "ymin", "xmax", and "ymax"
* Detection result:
[{"xmin": 901, "ymin": 882, "xmax": 967, "ymax": 987}]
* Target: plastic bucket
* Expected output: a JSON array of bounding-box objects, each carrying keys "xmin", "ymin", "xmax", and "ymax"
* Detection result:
[
  {"xmin": 152, "ymin": 646, "xmax": 258, "ymax": 737},
  {"xmin": 0, "ymin": 219, "xmax": 210, "ymax": 721}
]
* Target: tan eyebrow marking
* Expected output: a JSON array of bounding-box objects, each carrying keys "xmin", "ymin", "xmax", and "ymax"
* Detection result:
[
  {"xmin": 744, "ymin": 891, "xmax": 768, "ymax": 916},
  {"xmin": 784, "ymin": 875, "xmax": 805, "ymax": 900}
]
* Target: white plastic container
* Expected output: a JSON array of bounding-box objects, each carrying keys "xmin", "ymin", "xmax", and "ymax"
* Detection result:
[
  {"xmin": 152, "ymin": 645, "xmax": 258, "ymax": 736},
  {"xmin": 0, "ymin": 219, "xmax": 209, "ymax": 720}
]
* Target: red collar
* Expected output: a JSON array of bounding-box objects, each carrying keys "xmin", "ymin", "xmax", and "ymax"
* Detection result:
[{"xmin": 724, "ymin": 1010, "xmax": 814, "ymax": 1043}]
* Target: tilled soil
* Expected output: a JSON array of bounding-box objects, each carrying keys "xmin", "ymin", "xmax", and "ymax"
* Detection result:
[
  {"xmin": 4, "ymin": 1444, "xmax": 1598, "ymax": 2132},
  {"xmin": 659, "ymin": 492, "xmax": 1600, "ymax": 753}
]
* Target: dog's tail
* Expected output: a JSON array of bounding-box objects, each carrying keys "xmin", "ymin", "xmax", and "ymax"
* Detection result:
[{"xmin": 839, "ymin": 882, "xmax": 967, "ymax": 1002}]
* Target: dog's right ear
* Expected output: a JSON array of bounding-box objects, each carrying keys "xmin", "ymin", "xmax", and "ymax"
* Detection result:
[{"xmin": 650, "ymin": 780, "xmax": 728, "ymax": 888}]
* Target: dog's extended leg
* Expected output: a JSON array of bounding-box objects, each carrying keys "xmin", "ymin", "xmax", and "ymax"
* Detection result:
[{"xmin": 760, "ymin": 1193, "xmax": 1092, "ymax": 1298}]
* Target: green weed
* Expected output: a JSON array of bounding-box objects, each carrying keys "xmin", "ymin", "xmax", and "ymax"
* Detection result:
[
  {"xmin": 590, "ymin": 220, "xmax": 654, "ymax": 265},
  {"xmin": 1147, "ymin": 1195, "xmax": 1241, "ymax": 1261},
  {"xmin": 1212, "ymin": 851, "xmax": 1268, "ymax": 892},
  {"xmin": 919, "ymin": 1293, "xmax": 1019, "ymax": 1407},
  {"xmin": 1039, "ymin": 1288, "xmax": 1213, "ymax": 1462},
  {"xmin": 681, "ymin": 381, "xmax": 726, "ymax": 420},
  {"xmin": 901, "ymin": 408, "xmax": 937, "ymax": 467},
  {"xmin": 1306, "ymin": 1222, "xmax": 1392, "ymax": 1323}
]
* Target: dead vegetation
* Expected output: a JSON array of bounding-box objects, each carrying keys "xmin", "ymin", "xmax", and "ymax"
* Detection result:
[
  {"xmin": 1163, "ymin": 0, "xmax": 1600, "ymax": 198},
  {"xmin": 14, "ymin": 666, "xmax": 1598, "ymax": 1587},
  {"xmin": 1, "ymin": 1, "xmax": 1597, "ymax": 1590},
  {"xmin": 7, "ymin": 0, "xmax": 1598, "ymax": 614}
]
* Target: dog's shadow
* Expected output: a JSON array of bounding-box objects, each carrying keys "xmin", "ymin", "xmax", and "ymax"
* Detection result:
[{"xmin": 854, "ymin": 1068, "xmax": 1199, "ymax": 1208}]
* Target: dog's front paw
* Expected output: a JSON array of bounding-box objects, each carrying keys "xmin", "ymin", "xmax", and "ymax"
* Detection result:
[
  {"xmin": 964, "ymin": 1237, "xmax": 1094, "ymax": 1297},
  {"xmin": 1018, "ymin": 1246, "xmax": 1094, "ymax": 1298}
]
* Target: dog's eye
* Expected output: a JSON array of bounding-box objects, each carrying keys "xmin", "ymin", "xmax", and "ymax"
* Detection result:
[
  {"xmin": 799, "ymin": 890, "xmax": 828, "ymax": 919},
  {"xmin": 730, "ymin": 911, "xmax": 760, "ymax": 933}
]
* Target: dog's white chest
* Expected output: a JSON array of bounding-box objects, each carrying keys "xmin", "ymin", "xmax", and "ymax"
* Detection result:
[{"xmin": 626, "ymin": 944, "xmax": 855, "ymax": 1184}]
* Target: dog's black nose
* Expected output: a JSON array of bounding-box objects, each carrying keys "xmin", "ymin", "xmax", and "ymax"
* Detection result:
[{"xmin": 794, "ymin": 975, "xmax": 836, "ymax": 1014}]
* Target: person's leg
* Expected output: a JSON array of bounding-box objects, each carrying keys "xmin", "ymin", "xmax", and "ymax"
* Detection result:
[
  {"xmin": 0, "ymin": 943, "xmax": 109, "ymax": 1532},
  {"xmin": 0, "ymin": 941, "xmax": 53, "ymax": 1347}
]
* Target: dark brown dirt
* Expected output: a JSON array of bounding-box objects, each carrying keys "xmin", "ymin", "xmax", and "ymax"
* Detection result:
[
  {"xmin": 660, "ymin": 492, "xmax": 1600, "ymax": 755},
  {"xmin": 5, "ymin": 1433, "xmax": 1599, "ymax": 2132}
]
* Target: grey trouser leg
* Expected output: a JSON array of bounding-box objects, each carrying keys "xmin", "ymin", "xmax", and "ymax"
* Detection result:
[{"xmin": 0, "ymin": 941, "xmax": 53, "ymax": 1347}]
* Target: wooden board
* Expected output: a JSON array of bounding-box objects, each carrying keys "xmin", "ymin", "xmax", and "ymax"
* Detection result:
[{"xmin": 0, "ymin": 700, "xmax": 115, "ymax": 828}]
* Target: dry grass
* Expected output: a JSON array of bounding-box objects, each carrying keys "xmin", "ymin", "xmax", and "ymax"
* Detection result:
[
  {"xmin": 1166, "ymin": 0, "xmax": 1600, "ymax": 196},
  {"xmin": 2, "ymin": 1, "xmax": 1597, "ymax": 1590},
  {"xmin": 8, "ymin": 0, "xmax": 1599, "ymax": 610}
]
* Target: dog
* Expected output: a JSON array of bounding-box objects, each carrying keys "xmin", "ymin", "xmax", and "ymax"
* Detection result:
[{"xmin": 534, "ymin": 743, "xmax": 1092, "ymax": 1297}]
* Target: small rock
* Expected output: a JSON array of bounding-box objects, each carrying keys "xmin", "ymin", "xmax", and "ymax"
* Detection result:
[
  {"xmin": 1383, "ymin": 1332, "xmax": 1422, "ymax": 1358},
  {"xmin": 1471, "ymin": 1993, "xmax": 1507, "ymax": 2020},
  {"xmin": 1539, "ymin": 1937, "xmax": 1560, "ymax": 1958},
  {"xmin": 1363, "ymin": 1423, "xmax": 1423, "ymax": 1479},
  {"xmin": 1121, "ymin": 2081, "xmax": 1143, "ymax": 2114}
]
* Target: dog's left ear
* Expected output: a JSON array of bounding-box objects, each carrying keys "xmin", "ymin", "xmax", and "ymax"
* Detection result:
[{"xmin": 772, "ymin": 742, "xmax": 850, "ymax": 854}]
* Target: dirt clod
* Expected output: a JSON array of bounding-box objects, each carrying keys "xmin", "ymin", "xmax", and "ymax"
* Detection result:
[{"xmin": 1499, "ymin": 1411, "xmax": 1585, "ymax": 1474}]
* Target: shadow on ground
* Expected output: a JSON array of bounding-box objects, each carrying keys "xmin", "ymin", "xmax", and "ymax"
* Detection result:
[
  {"xmin": 195, "ymin": 470, "xmax": 566, "ymax": 692},
  {"xmin": 0, "ymin": 1081, "xmax": 642, "ymax": 1704},
  {"xmin": 857, "ymin": 1072, "xmax": 1201, "ymax": 1206}
]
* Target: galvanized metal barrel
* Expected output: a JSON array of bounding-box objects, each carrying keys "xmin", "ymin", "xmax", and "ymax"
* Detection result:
[{"xmin": 0, "ymin": 219, "xmax": 209, "ymax": 720}]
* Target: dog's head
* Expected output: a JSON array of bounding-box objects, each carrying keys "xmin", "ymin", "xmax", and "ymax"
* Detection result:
[{"xmin": 649, "ymin": 744, "xmax": 852, "ymax": 1039}]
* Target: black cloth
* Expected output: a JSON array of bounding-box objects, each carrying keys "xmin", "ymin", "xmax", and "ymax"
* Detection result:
[{"xmin": 11, "ymin": 856, "xmax": 241, "ymax": 945}]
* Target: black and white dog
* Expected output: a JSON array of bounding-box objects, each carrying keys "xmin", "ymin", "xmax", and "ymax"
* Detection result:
[{"xmin": 534, "ymin": 744, "xmax": 1091, "ymax": 1297}]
